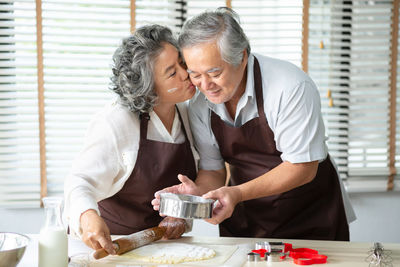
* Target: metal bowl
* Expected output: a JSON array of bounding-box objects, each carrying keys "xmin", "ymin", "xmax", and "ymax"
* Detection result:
[
  {"xmin": 159, "ymin": 193, "xmax": 215, "ymax": 219},
  {"xmin": 0, "ymin": 232, "xmax": 30, "ymax": 267}
]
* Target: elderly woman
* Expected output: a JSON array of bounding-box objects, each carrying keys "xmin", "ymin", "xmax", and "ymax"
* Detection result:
[{"xmin": 64, "ymin": 24, "xmax": 198, "ymax": 255}]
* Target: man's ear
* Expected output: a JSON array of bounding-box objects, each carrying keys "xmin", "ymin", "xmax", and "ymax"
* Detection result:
[
  {"xmin": 241, "ymin": 49, "xmax": 248, "ymax": 67},
  {"xmin": 242, "ymin": 49, "xmax": 248, "ymax": 63},
  {"xmin": 242, "ymin": 49, "xmax": 247, "ymax": 62}
]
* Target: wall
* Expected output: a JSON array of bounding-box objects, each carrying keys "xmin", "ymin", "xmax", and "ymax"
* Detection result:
[
  {"xmin": 0, "ymin": 208, "xmax": 43, "ymax": 234},
  {"xmin": 1, "ymin": 193, "xmax": 399, "ymax": 243},
  {"xmin": 348, "ymin": 192, "xmax": 400, "ymax": 243}
]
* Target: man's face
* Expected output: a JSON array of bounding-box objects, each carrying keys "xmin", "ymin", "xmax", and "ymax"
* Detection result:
[{"xmin": 182, "ymin": 41, "xmax": 247, "ymax": 104}]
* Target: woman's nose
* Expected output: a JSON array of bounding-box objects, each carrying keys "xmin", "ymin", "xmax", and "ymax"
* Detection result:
[{"xmin": 178, "ymin": 64, "xmax": 189, "ymax": 80}]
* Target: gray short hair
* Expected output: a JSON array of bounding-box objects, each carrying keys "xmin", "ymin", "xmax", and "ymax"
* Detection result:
[
  {"xmin": 179, "ymin": 7, "xmax": 250, "ymax": 67},
  {"xmin": 110, "ymin": 25, "xmax": 178, "ymax": 113}
]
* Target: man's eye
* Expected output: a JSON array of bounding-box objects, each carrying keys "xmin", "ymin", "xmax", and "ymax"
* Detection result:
[
  {"xmin": 169, "ymin": 71, "xmax": 176, "ymax": 77},
  {"xmin": 213, "ymin": 73, "xmax": 221, "ymax": 78}
]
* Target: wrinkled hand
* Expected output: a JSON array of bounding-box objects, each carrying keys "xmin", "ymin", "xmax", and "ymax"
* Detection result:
[
  {"xmin": 151, "ymin": 174, "xmax": 200, "ymax": 211},
  {"xmin": 202, "ymin": 186, "xmax": 242, "ymax": 225},
  {"xmin": 158, "ymin": 217, "xmax": 186, "ymax": 240},
  {"xmin": 80, "ymin": 209, "xmax": 116, "ymax": 255}
]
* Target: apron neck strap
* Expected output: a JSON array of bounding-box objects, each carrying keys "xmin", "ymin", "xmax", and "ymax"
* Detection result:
[
  {"xmin": 253, "ymin": 56, "xmax": 266, "ymax": 120},
  {"xmin": 139, "ymin": 112, "xmax": 150, "ymax": 140}
]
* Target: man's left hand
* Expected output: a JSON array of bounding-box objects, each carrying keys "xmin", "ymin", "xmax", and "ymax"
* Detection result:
[{"xmin": 202, "ymin": 186, "xmax": 242, "ymax": 225}]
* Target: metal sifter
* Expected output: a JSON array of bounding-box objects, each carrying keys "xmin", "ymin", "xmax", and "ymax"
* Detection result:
[{"xmin": 159, "ymin": 193, "xmax": 215, "ymax": 219}]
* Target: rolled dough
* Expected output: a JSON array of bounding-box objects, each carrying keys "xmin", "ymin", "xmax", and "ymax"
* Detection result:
[{"xmin": 121, "ymin": 243, "xmax": 216, "ymax": 264}]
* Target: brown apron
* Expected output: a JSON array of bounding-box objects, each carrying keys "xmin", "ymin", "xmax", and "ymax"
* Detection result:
[
  {"xmin": 210, "ymin": 57, "xmax": 349, "ymax": 241},
  {"xmin": 98, "ymin": 109, "xmax": 197, "ymax": 235}
]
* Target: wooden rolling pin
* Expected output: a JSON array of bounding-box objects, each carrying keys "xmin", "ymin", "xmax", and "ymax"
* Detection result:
[{"xmin": 92, "ymin": 226, "xmax": 166, "ymax": 260}]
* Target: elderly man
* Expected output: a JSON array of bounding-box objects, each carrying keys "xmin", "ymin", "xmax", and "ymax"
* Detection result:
[{"xmin": 153, "ymin": 7, "xmax": 355, "ymax": 240}]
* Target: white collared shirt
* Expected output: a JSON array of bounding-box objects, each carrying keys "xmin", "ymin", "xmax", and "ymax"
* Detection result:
[
  {"xmin": 188, "ymin": 53, "xmax": 356, "ymax": 222},
  {"xmin": 64, "ymin": 100, "xmax": 199, "ymax": 236}
]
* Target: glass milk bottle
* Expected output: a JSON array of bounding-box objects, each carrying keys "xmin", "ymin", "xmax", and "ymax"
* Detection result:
[{"xmin": 39, "ymin": 197, "xmax": 68, "ymax": 267}]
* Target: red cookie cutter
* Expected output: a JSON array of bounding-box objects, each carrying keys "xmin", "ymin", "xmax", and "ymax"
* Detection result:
[
  {"xmin": 289, "ymin": 247, "xmax": 328, "ymax": 265},
  {"xmin": 252, "ymin": 243, "xmax": 327, "ymax": 265}
]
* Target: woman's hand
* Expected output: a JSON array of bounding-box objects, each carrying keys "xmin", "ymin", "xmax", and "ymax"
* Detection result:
[
  {"xmin": 202, "ymin": 186, "xmax": 242, "ymax": 225},
  {"xmin": 158, "ymin": 217, "xmax": 186, "ymax": 239},
  {"xmin": 151, "ymin": 174, "xmax": 200, "ymax": 211},
  {"xmin": 80, "ymin": 209, "xmax": 116, "ymax": 255}
]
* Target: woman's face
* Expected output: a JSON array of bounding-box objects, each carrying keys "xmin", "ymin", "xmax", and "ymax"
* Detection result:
[{"xmin": 153, "ymin": 43, "xmax": 195, "ymax": 106}]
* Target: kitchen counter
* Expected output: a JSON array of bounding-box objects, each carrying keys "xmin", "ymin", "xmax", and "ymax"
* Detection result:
[{"xmin": 19, "ymin": 235, "xmax": 400, "ymax": 267}]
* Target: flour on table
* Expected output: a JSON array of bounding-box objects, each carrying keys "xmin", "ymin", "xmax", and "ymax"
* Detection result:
[{"xmin": 121, "ymin": 243, "xmax": 216, "ymax": 264}]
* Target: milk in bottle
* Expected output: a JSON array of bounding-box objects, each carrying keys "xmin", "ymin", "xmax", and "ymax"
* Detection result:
[{"xmin": 38, "ymin": 197, "xmax": 68, "ymax": 267}]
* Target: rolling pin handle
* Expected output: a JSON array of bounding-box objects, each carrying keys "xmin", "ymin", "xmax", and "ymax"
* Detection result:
[
  {"xmin": 92, "ymin": 248, "xmax": 108, "ymax": 260},
  {"xmin": 92, "ymin": 242, "xmax": 119, "ymax": 260}
]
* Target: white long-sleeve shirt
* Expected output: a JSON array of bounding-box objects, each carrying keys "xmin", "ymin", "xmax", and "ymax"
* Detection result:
[{"xmin": 64, "ymin": 100, "xmax": 199, "ymax": 236}]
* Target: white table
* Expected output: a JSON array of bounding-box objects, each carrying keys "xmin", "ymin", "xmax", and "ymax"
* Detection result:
[{"xmin": 19, "ymin": 235, "xmax": 400, "ymax": 267}]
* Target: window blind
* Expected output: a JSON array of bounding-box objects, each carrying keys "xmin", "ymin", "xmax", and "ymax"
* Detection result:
[
  {"xmin": 0, "ymin": 0, "xmax": 40, "ymax": 207},
  {"xmin": 232, "ymin": 0, "xmax": 303, "ymax": 66},
  {"xmin": 308, "ymin": 0, "xmax": 398, "ymax": 191},
  {"xmin": 0, "ymin": 0, "xmax": 183, "ymax": 208},
  {"xmin": 135, "ymin": 0, "xmax": 183, "ymax": 32},
  {"xmin": 40, "ymin": 0, "xmax": 131, "ymax": 199},
  {"xmin": 308, "ymin": 0, "xmax": 351, "ymax": 180}
]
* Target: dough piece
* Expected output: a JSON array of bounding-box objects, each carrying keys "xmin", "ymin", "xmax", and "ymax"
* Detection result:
[{"xmin": 121, "ymin": 243, "xmax": 216, "ymax": 264}]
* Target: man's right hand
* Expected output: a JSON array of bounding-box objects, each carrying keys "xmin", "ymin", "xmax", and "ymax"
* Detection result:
[
  {"xmin": 151, "ymin": 174, "xmax": 200, "ymax": 211},
  {"xmin": 80, "ymin": 209, "xmax": 116, "ymax": 255}
]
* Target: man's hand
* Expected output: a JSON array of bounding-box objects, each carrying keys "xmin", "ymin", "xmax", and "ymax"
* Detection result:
[
  {"xmin": 202, "ymin": 186, "xmax": 242, "ymax": 225},
  {"xmin": 158, "ymin": 217, "xmax": 186, "ymax": 239},
  {"xmin": 151, "ymin": 174, "xmax": 200, "ymax": 211},
  {"xmin": 80, "ymin": 209, "xmax": 116, "ymax": 255}
]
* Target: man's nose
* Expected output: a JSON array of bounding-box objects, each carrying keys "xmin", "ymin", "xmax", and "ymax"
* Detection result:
[{"xmin": 200, "ymin": 76, "xmax": 212, "ymax": 90}]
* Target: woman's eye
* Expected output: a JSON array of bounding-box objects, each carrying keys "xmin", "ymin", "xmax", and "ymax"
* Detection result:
[{"xmin": 169, "ymin": 71, "xmax": 176, "ymax": 77}]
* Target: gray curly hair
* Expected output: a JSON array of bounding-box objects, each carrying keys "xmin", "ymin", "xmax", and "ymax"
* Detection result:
[
  {"xmin": 179, "ymin": 7, "xmax": 250, "ymax": 67},
  {"xmin": 110, "ymin": 25, "xmax": 178, "ymax": 113}
]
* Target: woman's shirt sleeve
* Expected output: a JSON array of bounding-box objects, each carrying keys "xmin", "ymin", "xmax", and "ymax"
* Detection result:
[{"xmin": 64, "ymin": 110, "xmax": 128, "ymax": 237}]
